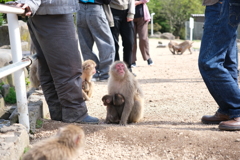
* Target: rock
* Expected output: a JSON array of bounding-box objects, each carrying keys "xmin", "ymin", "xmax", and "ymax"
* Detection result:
[
  {"xmin": 0, "ymin": 20, "xmax": 31, "ymax": 51},
  {"xmin": 160, "ymin": 32, "xmax": 175, "ymax": 40},
  {"xmin": 0, "ymin": 119, "xmax": 11, "ymax": 128},
  {"xmin": 1, "ymin": 84, "xmax": 10, "ymax": 98}
]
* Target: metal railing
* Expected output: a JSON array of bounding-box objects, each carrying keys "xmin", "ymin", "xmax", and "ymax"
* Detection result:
[{"xmin": 0, "ymin": 4, "xmax": 31, "ymax": 132}]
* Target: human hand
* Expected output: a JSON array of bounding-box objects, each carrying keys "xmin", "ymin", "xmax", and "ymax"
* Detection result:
[
  {"xmin": 135, "ymin": 1, "xmax": 142, "ymax": 6},
  {"xmin": 16, "ymin": 3, "xmax": 32, "ymax": 16},
  {"xmin": 127, "ymin": 18, "xmax": 133, "ymax": 22}
]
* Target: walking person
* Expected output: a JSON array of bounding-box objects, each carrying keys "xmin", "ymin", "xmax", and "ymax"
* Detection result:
[
  {"xmin": 199, "ymin": 0, "xmax": 240, "ymax": 131},
  {"xmin": 110, "ymin": 0, "xmax": 135, "ymax": 73},
  {"xmin": 131, "ymin": 0, "xmax": 153, "ymax": 67},
  {"xmin": 16, "ymin": 0, "xmax": 99, "ymax": 123},
  {"xmin": 77, "ymin": 0, "xmax": 115, "ymax": 81}
]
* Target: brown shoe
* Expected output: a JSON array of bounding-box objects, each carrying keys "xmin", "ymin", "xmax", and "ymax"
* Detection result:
[
  {"xmin": 201, "ymin": 112, "xmax": 230, "ymax": 124},
  {"xmin": 219, "ymin": 117, "xmax": 240, "ymax": 131}
]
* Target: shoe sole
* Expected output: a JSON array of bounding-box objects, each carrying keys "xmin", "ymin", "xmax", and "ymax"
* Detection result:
[
  {"xmin": 201, "ymin": 120, "xmax": 222, "ymax": 124},
  {"xmin": 218, "ymin": 125, "xmax": 240, "ymax": 131},
  {"xmin": 80, "ymin": 121, "xmax": 99, "ymax": 124},
  {"xmin": 148, "ymin": 63, "xmax": 154, "ymax": 65}
]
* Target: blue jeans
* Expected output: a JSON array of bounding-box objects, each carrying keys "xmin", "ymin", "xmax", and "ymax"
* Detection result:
[
  {"xmin": 77, "ymin": 3, "xmax": 115, "ymax": 80},
  {"xmin": 198, "ymin": 0, "xmax": 240, "ymax": 118}
]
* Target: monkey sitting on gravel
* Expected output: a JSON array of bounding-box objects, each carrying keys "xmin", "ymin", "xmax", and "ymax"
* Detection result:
[
  {"xmin": 81, "ymin": 60, "xmax": 96, "ymax": 101},
  {"xmin": 102, "ymin": 93, "xmax": 125, "ymax": 124},
  {"xmin": 107, "ymin": 61, "xmax": 144, "ymax": 125},
  {"xmin": 22, "ymin": 124, "xmax": 85, "ymax": 160}
]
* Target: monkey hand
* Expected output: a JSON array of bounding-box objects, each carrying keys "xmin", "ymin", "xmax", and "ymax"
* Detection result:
[
  {"xmin": 82, "ymin": 81, "xmax": 90, "ymax": 91},
  {"xmin": 119, "ymin": 120, "xmax": 127, "ymax": 126}
]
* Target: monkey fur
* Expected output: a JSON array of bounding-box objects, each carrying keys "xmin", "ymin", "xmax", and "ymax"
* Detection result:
[
  {"xmin": 107, "ymin": 61, "xmax": 144, "ymax": 125},
  {"xmin": 81, "ymin": 60, "xmax": 96, "ymax": 101},
  {"xmin": 102, "ymin": 94, "xmax": 125, "ymax": 124},
  {"xmin": 22, "ymin": 124, "xmax": 85, "ymax": 160},
  {"xmin": 29, "ymin": 58, "xmax": 40, "ymax": 88},
  {"xmin": 168, "ymin": 40, "xmax": 193, "ymax": 55}
]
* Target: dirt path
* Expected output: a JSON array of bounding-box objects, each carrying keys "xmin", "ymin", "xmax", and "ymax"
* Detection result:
[{"xmin": 30, "ymin": 39, "xmax": 240, "ymax": 160}]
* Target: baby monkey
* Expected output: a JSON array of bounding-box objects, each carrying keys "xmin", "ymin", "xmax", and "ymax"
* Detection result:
[
  {"xmin": 22, "ymin": 124, "xmax": 85, "ymax": 160},
  {"xmin": 102, "ymin": 94, "xmax": 125, "ymax": 124}
]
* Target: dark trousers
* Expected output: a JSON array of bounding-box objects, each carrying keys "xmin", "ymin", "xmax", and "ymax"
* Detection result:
[
  {"xmin": 110, "ymin": 8, "xmax": 134, "ymax": 68},
  {"xmin": 27, "ymin": 14, "xmax": 88, "ymax": 122}
]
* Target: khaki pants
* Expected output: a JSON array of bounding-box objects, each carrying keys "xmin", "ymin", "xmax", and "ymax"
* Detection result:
[{"xmin": 132, "ymin": 17, "xmax": 150, "ymax": 63}]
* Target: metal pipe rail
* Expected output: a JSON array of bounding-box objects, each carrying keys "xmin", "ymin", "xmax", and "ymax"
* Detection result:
[{"xmin": 0, "ymin": 4, "xmax": 30, "ymax": 132}]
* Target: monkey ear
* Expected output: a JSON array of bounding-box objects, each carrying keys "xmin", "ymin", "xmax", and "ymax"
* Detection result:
[{"xmin": 75, "ymin": 134, "xmax": 83, "ymax": 145}]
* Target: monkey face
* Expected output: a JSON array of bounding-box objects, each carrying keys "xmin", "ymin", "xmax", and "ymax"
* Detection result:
[
  {"xmin": 115, "ymin": 63, "xmax": 125, "ymax": 75},
  {"xmin": 83, "ymin": 60, "xmax": 96, "ymax": 77},
  {"xmin": 102, "ymin": 95, "xmax": 113, "ymax": 106}
]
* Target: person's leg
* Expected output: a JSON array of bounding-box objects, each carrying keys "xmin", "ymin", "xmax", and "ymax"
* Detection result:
[
  {"xmin": 28, "ymin": 14, "xmax": 91, "ymax": 123},
  {"xmin": 224, "ymin": 39, "xmax": 238, "ymax": 83},
  {"xmin": 136, "ymin": 17, "xmax": 150, "ymax": 61},
  {"xmin": 110, "ymin": 8, "xmax": 121, "ymax": 61},
  {"xmin": 28, "ymin": 19, "xmax": 62, "ymax": 121},
  {"xmin": 120, "ymin": 10, "xmax": 134, "ymax": 69},
  {"xmin": 86, "ymin": 4, "xmax": 115, "ymax": 80},
  {"xmin": 77, "ymin": 3, "xmax": 99, "ymax": 65},
  {"xmin": 199, "ymin": 0, "xmax": 240, "ymax": 122},
  {"xmin": 132, "ymin": 19, "xmax": 138, "ymax": 64}
]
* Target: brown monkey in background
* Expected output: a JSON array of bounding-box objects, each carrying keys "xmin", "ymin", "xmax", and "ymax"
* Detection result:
[
  {"xmin": 102, "ymin": 94, "xmax": 125, "ymax": 124},
  {"xmin": 172, "ymin": 40, "xmax": 193, "ymax": 55},
  {"xmin": 107, "ymin": 61, "xmax": 144, "ymax": 125},
  {"xmin": 22, "ymin": 124, "xmax": 85, "ymax": 160},
  {"xmin": 168, "ymin": 40, "xmax": 193, "ymax": 55},
  {"xmin": 81, "ymin": 59, "xmax": 96, "ymax": 101},
  {"xmin": 168, "ymin": 40, "xmax": 179, "ymax": 54}
]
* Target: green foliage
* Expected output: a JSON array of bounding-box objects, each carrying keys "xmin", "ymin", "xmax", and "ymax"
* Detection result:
[
  {"xmin": 0, "ymin": 82, "xmax": 4, "ymax": 90},
  {"xmin": 0, "ymin": 0, "xmax": 16, "ymax": 26},
  {"xmin": 25, "ymin": 77, "xmax": 30, "ymax": 86},
  {"xmin": 0, "ymin": 13, "xmax": 3, "ymax": 26},
  {"xmin": 23, "ymin": 146, "xmax": 30, "ymax": 153},
  {"xmin": 148, "ymin": 0, "xmax": 205, "ymax": 37},
  {"xmin": 36, "ymin": 119, "xmax": 43, "ymax": 129},
  {"xmin": 148, "ymin": 23, "xmax": 162, "ymax": 33},
  {"xmin": 4, "ymin": 87, "xmax": 17, "ymax": 104},
  {"xmin": 0, "ymin": 0, "xmax": 14, "ymax": 3}
]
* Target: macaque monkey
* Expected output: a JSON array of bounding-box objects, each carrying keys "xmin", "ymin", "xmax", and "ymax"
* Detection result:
[
  {"xmin": 102, "ymin": 94, "xmax": 125, "ymax": 124},
  {"xmin": 168, "ymin": 40, "xmax": 179, "ymax": 54},
  {"xmin": 107, "ymin": 61, "xmax": 144, "ymax": 125},
  {"xmin": 29, "ymin": 58, "xmax": 40, "ymax": 88},
  {"xmin": 168, "ymin": 40, "xmax": 193, "ymax": 55},
  {"xmin": 81, "ymin": 60, "xmax": 96, "ymax": 101},
  {"xmin": 22, "ymin": 124, "xmax": 85, "ymax": 160}
]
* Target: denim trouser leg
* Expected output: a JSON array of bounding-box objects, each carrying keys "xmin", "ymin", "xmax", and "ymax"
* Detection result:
[
  {"xmin": 77, "ymin": 3, "xmax": 115, "ymax": 79},
  {"xmin": 198, "ymin": 0, "xmax": 240, "ymax": 118}
]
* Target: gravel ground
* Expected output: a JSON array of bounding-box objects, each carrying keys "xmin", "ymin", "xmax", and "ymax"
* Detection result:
[{"xmin": 28, "ymin": 39, "xmax": 240, "ymax": 160}]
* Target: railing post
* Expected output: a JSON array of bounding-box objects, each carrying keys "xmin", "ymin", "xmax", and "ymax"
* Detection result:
[{"xmin": 7, "ymin": 13, "xmax": 30, "ymax": 132}]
